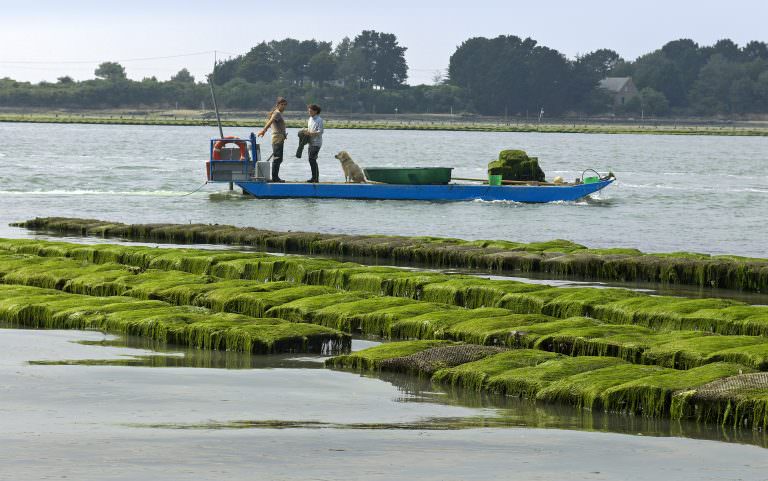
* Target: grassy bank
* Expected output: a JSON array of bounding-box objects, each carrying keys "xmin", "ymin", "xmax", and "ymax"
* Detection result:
[
  {"xmin": 2, "ymin": 112, "xmax": 768, "ymax": 136},
  {"xmin": 15, "ymin": 217, "xmax": 768, "ymax": 293}
]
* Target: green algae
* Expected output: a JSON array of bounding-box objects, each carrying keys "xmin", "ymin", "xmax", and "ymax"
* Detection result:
[
  {"xmin": 485, "ymin": 356, "xmax": 627, "ymax": 397},
  {"xmin": 532, "ymin": 323, "xmax": 662, "ymax": 361},
  {"xmin": 602, "ymin": 362, "xmax": 751, "ymax": 417},
  {"xmin": 14, "ymin": 218, "xmax": 768, "ymax": 292},
  {"xmin": 217, "ymin": 285, "xmax": 337, "ymax": 318},
  {"xmin": 707, "ymin": 343, "xmax": 768, "ymax": 370},
  {"xmin": 681, "ymin": 305, "xmax": 768, "ymax": 336},
  {"xmin": 307, "ymin": 266, "xmax": 447, "ymax": 298},
  {"xmin": 539, "ymin": 287, "xmax": 641, "ymax": 318},
  {"xmin": 11, "ymin": 251, "xmax": 764, "ymax": 372},
  {"xmin": 536, "ymin": 363, "xmax": 670, "ymax": 410},
  {"xmin": 146, "ymin": 251, "xmax": 261, "ymax": 275},
  {"xmin": 326, "ymin": 340, "xmax": 454, "ymax": 370},
  {"xmin": 376, "ymin": 344, "xmax": 507, "ymax": 376},
  {"xmin": 265, "ymin": 291, "xmax": 372, "ymax": 322},
  {"xmin": 2, "ymin": 238, "xmax": 767, "ymax": 339},
  {"xmin": 1, "ymin": 257, "xmax": 119, "ymax": 290},
  {"xmin": 181, "ymin": 314, "xmax": 346, "ymax": 353},
  {"xmin": 151, "ymin": 279, "xmax": 276, "ymax": 306},
  {"xmin": 420, "ymin": 277, "xmax": 546, "ymax": 308},
  {"xmin": 432, "ymin": 349, "xmax": 561, "ymax": 391},
  {"xmin": 351, "ymin": 302, "xmax": 458, "ymax": 338},
  {"xmin": 389, "ymin": 307, "xmax": 514, "ymax": 340},
  {"xmin": 109, "ymin": 270, "xmax": 214, "ymax": 300},
  {"xmin": 671, "ymin": 373, "xmax": 768, "ymax": 430},
  {"xmin": 194, "ymin": 281, "xmax": 296, "ymax": 310},
  {"xmin": 640, "ymin": 336, "xmax": 768, "ymax": 369},
  {"xmin": 3, "ymin": 238, "xmax": 768, "ymax": 379},
  {"xmin": 593, "ymin": 296, "xmax": 768, "ymax": 336},
  {"xmin": 309, "ymin": 297, "xmax": 417, "ymax": 332},
  {"xmin": 0, "ymin": 284, "xmax": 350, "ymax": 354},
  {"xmin": 443, "ymin": 313, "xmax": 559, "ymax": 346}
]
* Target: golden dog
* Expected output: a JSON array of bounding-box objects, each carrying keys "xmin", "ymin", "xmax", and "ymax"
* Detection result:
[{"xmin": 334, "ymin": 151, "xmax": 366, "ymax": 183}]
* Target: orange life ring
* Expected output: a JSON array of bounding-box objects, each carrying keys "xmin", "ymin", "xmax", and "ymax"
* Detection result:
[{"xmin": 212, "ymin": 136, "xmax": 247, "ymax": 160}]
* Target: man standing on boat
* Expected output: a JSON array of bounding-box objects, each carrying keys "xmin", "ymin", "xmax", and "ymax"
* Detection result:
[
  {"xmin": 305, "ymin": 104, "xmax": 324, "ymax": 183},
  {"xmin": 257, "ymin": 97, "xmax": 288, "ymax": 183}
]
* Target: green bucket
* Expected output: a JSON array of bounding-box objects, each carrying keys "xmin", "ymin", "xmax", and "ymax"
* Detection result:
[
  {"xmin": 488, "ymin": 174, "xmax": 503, "ymax": 186},
  {"xmin": 583, "ymin": 176, "xmax": 600, "ymax": 184}
]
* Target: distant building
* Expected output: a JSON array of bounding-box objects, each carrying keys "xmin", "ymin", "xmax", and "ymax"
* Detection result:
[{"xmin": 599, "ymin": 77, "xmax": 639, "ymax": 107}]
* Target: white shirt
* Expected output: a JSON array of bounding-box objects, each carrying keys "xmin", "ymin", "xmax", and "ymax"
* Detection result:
[{"xmin": 308, "ymin": 115, "xmax": 323, "ymax": 147}]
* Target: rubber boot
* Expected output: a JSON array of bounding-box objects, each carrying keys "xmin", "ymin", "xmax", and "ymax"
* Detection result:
[
  {"xmin": 271, "ymin": 160, "xmax": 284, "ymax": 183},
  {"xmin": 307, "ymin": 160, "xmax": 319, "ymax": 183}
]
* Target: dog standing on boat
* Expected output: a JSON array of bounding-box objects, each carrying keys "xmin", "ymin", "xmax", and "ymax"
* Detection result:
[{"xmin": 334, "ymin": 151, "xmax": 366, "ymax": 183}]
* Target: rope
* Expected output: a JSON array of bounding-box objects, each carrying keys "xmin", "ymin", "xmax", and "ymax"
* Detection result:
[{"xmin": 179, "ymin": 181, "xmax": 209, "ymax": 197}]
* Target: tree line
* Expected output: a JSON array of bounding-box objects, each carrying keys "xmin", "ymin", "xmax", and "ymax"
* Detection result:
[{"xmin": 1, "ymin": 32, "xmax": 768, "ymax": 117}]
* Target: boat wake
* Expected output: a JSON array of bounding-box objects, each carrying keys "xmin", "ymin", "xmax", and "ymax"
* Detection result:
[
  {"xmin": 620, "ymin": 182, "xmax": 767, "ymax": 194},
  {"xmin": 208, "ymin": 191, "xmax": 252, "ymax": 201}
]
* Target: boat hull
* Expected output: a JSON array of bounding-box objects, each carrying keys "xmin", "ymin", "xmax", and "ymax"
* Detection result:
[{"xmin": 235, "ymin": 179, "xmax": 614, "ymax": 202}]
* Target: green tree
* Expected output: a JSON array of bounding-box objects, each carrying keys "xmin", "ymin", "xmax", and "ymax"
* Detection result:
[
  {"xmin": 632, "ymin": 51, "xmax": 686, "ymax": 107},
  {"xmin": 307, "ymin": 51, "xmax": 337, "ymax": 85},
  {"xmin": 570, "ymin": 49, "xmax": 624, "ymax": 112},
  {"xmin": 689, "ymin": 54, "xmax": 741, "ymax": 114},
  {"xmin": 639, "ymin": 87, "xmax": 669, "ymax": 115},
  {"xmin": 755, "ymin": 70, "xmax": 768, "ymax": 111},
  {"xmin": 237, "ymin": 43, "xmax": 278, "ymax": 83},
  {"xmin": 212, "ymin": 57, "xmax": 239, "ymax": 85},
  {"xmin": 335, "ymin": 45, "xmax": 368, "ymax": 86},
  {"xmin": 268, "ymin": 39, "xmax": 330, "ymax": 84},
  {"xmin": 94, "ymin": 61, "xmax": 127, "ymax": 81},
  {"xmin": 708, "ymin": 39, "xmax": 740, "ymax": 60},
  {"xmin": 57, "ymin": 76, "xmax": 74, "ymax": 84},
  {"xmin": 729, "ymin": 77, "xmax": 756, "ymax": 113},
  {"xmin": 449, "ymin": 35, "xmax": 572, "ymax": 115},
  {"xmin": 352, "ymin": 30, "xmax": 408, "ymax": 89},
  {"xmin": 578, "ymin": 49, "xmax": 623, "ymax": 77},
  {"xmin": 660, "ymin": 39, "xmax": 704, "ymax": 98},
  {"xmin": 370, "ymin": 32, "xmax": 408, "ymax": 88},
  {"xmin": 170, "ymin": 68, "xmax": 195, "ymax": 84},
  {"xmin": 742, "ymin": 41, "xmax": 768, "ymax": 61}
]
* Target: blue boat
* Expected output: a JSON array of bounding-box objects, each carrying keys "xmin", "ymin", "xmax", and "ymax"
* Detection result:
[{"xmin": 206, "ymin": 136, "xmax": 615, "ymax": 203}]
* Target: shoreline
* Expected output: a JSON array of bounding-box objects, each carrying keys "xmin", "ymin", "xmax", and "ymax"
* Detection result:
[{"xmin": 3, "ymin": 112, "xmax": 768, "ymax": 136}]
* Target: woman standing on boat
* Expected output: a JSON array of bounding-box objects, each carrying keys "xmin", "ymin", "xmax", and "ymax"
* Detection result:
[
  {"xmin": 305, "ymin": 104, "xmax": 324, "ymax": 183},
  {"xmin": 257, "ymin": 96, "xmax": 288, "ymax": 183}
]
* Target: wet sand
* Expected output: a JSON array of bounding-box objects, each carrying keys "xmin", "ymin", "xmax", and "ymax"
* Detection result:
[{"xmin": 1, "ymin": 328, "xmax": 766, "ymax": 481}]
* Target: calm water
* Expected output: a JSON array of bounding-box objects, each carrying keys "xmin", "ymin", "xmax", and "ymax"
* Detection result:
[{"xmin": 0, "ymin": 122, "xmax": 766, "ymax": 257}]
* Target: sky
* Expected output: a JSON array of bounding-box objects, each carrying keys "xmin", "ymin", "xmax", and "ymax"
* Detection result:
[{"xmin": 1, "ymin": 0, "xmax": 767, "ymax": 85}]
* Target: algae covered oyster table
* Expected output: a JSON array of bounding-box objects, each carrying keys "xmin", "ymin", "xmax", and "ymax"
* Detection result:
[
  {"xmin": 15, "ymin": 217, "xmax": 768, "ymax": 293},
  {"xmin": 0, "ymin": 238, "xmax": 767, "ymax": 430}
]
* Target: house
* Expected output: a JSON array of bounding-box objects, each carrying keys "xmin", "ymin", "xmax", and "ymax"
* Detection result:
[{"xmin": 599, "ymin": 77, "xmax": 639, "ymax": 107}]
